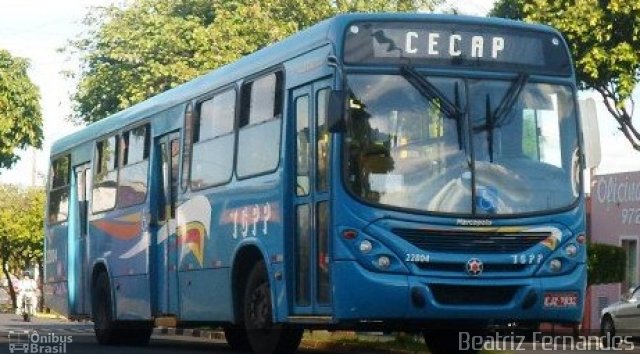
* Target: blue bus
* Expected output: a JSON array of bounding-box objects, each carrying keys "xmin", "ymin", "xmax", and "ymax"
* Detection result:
[{"xmin": 45, "ymin": 13, "xmax": 598, "ymax": 354}]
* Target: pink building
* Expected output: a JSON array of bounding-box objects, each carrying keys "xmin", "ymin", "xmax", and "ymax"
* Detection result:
[{"xmin": 587, "ymin": 171, "xmax": 640, "ymax": 329}]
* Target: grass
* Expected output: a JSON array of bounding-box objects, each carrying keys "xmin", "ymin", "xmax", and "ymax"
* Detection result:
[{"xmin": 301, "ymin": 331, "xmax": 510, "ymax": 354}]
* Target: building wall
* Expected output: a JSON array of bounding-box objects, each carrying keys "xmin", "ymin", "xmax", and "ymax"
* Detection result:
[{"xmin": 587, "ymin": 171, "xmax": 640, "ymax": 329}]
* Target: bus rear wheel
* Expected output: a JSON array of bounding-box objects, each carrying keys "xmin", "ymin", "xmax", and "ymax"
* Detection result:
[
  {"xmin": 243, "ymin": 261, "xmax": 302, "ymax": 354},
  {"xmin": 93, "ymin": 272, "xmax": 152, "ymax": 346},
  {"xmin": 93, "ymin": 272, "xmax": 120, "ymax": 345}
]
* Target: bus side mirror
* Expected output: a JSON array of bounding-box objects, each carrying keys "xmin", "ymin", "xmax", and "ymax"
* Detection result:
[
  {"xmin": 328, "ymin": 90, "xmax": 347, "ymax": 132},
  {"xmin": 579, "ymin": 98, "xmax": 601, "ymax": 169}
]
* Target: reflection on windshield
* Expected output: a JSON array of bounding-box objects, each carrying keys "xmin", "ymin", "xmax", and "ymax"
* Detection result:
[
  {"xmin": 346, "ymin": 75, "xmax": 472, "ymax": 214},
  {"xmin": 345, "ymin": 74, "xmax": 580, "ymax": 215},
  {"xmin": 469, "ymin": 80, "xmax": 579, "ymax": 214}
]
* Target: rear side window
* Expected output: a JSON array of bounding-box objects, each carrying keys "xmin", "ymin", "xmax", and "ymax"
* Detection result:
[
  {"xmin": 191, "ymin": 88, "xmax": 236, "ymax": 189},
  {"xmin": 48, "ymin": 155, "xmax": 70, "ymax": 223},
  {"xmin": 93, "ymin": 135, "xmax": 119, "ymax": 213},
  {"xmin": 118, "ymin": 125, "xmax": 150, "ymax": 207},
  {"xmin": 237, "ymin": 72, "xmax": 283, "ymax": 178}
]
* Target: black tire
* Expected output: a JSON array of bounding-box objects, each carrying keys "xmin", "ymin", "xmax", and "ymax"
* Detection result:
[
  {"xmin": 23, "ymin": 313, "xmax": 30, "ymax": 322},
  {"xmin": 93, "ymin": 272, "xmax": 152, "ymax": 346},
  {"xmin": 244, "ymin": 262, "xmax": 302, "ymax": 354},
  {"xmin": 224, "ymin": 325, "xmax": 251, "ymax": 351},
  {"xmin": 423, "ymin": 329, "xmax": 481, "ymax": 354},
  {"xmin": 93, "ymin": 272, "xmax": 119, "ymax": 345},
  {"xmin": 601, "ymin": 316, "xmax": 620, "ymax": 348}
]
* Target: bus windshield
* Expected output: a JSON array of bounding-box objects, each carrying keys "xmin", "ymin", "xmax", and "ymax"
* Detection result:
[{"xmin": 345, "ymin": 74, "xmax": 580, "ymax": 215}]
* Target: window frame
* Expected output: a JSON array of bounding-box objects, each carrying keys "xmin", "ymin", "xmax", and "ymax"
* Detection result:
[
  {"xmin": 121, "ymin": 123, "xmax": 150, "ymax": 166},
  {"xmin": 316, "ymin": 86, "xmax": 332, "ymax": 193},
  {"xmin": 48, "ymin": 154, "xmax": 71, "ymax": 225},
  {"xmin": 235, "ymin": 68, "xmax": 285, "ymax": 180},
  {"xmin": 92, "ymin": 133, "xmax": 120, "ymax": 214},
  {"xmin": 294, "ymin": 94, "xmax": 311, "ymax": 197},
  {"xmin": 189, "ymin": 85, "xmax": 239, "ymax": 191},
  {"xmin": 117, "ymin": 123, "xmax": 151, "ymax": 208},
  {"xmin": 181, "ymin": 103, "xmax": 194, "ymax": 192}
]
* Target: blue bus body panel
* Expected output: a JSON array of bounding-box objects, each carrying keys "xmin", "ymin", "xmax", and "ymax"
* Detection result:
[
  {"xmin": 44, "ymin": 223, "xmax": 70, "ymax": 315},
  {"xmin": 45, "ymin": 13, "xmax": 583, "ymax": 327},
  {"xmin": 50, "ymin": 13, "xmax": 565, "ymax": 156},
  {"xmin": 176, "ymin": 170, "xmax": 285, "ymax": 321}
]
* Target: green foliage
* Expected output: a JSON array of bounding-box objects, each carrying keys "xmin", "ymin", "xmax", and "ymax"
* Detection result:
[
  {"xmin": 68, "ymin": 0, "xmax": 442, "ymax": 123},
  {"xmin": 488, "ymin": 0, "xmax": 525, "ymax": 19},
  {"xmin": 587, "ymin": 243, "xmax": 626, "ymax": 285},
  {"xmin": 0, "ymin": 50, "xmax": 43, "ymax": 169},
  {"xmin": 490, "ymin": 0, "xmax": 640, "ymax": 151},
  {"xmin": 0, "ymin": 185, "xmax": 45, "ymax": 308}
]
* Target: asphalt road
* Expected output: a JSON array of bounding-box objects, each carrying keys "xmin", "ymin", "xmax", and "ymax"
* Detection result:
[{"xmin": 0, "ymin": 314, "xmax": 637, "ymax": 354}]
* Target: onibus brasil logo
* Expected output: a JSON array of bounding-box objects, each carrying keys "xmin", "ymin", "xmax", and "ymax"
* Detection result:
[{"xmin": 8, "ymin": 331, "xmax": 72, "ymax": 354}]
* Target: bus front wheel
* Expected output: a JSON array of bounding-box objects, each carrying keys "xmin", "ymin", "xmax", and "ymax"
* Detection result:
[
  {"xmin": 423, "ymin": 328, "xmax": 480, "ymax": 354},
  {"xmin": 243, "ymin": 261, "xmax": 302, "ymax": 354},
  {"xmin": 223, "ymin": 325, "xmax": 251, "ymax": 351}
]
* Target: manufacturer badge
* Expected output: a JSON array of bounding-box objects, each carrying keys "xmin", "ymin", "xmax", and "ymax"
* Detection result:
[{"xmin": 466, "ymin": 258, "xmax": 484, "ymax": 276}]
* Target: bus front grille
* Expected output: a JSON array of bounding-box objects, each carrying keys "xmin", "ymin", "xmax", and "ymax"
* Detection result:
[
  {"xmin": 393, "ymin": 228, "xmax": 550, "ymax": 254},
  {"xmin": 415, "ymin": 262, "xmax": 527, "ymax": 273},
  {"xmin": 429, "ymin": 285, "xmax": 518, "ymax": 305}
]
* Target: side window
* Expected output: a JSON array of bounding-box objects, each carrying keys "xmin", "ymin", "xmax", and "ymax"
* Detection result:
[
  {"xmin": 316, "ymin": 88, "xmax": 330, "ymax": 192},
  {"xmin": 295, "ymin": 95, "xmax": 310, "ymax": 196},
  {"xmin": 182, "ymin": 104, "xmax": 194, "ymax": 191},
  {"xmin": 118, "ymin": 124, "xmax": 150, "ymax": 208},
  {"xmin": 93, "ymin": 135, "xmax": 119, "ymax": 213},
  {"xmin": 521, "ymin": 96, "xmax": 562, "ymax": 167},
  {"xmin": 191, "ymin": 89, "xmax": 236, "ymax": 189},
  {"xmin": 48, "ymin": 155, "xmax": 70, "ymax": 223},
  {"xmin": 237, "ymin": 72, "xmax": 283, "ymax": 178}
]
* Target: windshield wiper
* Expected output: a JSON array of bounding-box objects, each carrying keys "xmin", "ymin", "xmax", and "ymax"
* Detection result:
[
  {"xmin": 400, "ymin": 65, "xmax": 464, "ymax": 119},
  {"xmin": 492, "ymin": 73, "xmax": 529, "ymax": 127},
  {"xmin": 400, "ymin": 65, "xmax": 466, "ymax": 150},
  {"xmin": 476, "ymin": 73, "xmax": 529, "ymax": 162}
]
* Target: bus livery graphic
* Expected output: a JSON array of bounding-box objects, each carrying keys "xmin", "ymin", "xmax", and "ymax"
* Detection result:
[{"xmin": 44, "ymin": 13, "xmax": 597, "ymax": 354}]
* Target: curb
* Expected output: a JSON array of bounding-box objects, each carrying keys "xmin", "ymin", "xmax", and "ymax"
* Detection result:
[{"xmin": 153, "ymin": 327, "xmax": 225, "ymax": 341}]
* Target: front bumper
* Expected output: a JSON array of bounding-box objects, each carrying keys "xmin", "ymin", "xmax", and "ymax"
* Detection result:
[{"xmin": 332, "ymin": 260, "xmax": 586, "ymax": 324}]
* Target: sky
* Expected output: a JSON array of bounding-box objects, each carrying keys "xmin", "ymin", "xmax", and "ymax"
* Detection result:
[{"xmin": 0, "ymin": 0, "xmax": 637, "ymax": 187}]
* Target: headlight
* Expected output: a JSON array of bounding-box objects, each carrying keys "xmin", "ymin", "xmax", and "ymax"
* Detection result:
[
  {"xmin": 565, "ymin": 244, "xmax": 578, "ymax": 257},
  {"xmin": 377, "ymin": 256, "xmax": 391, "ymax": 269},
  {"xmin": 549, "ymin": 259, "xmax": 562, "ymax": 272},
  {"xmin": 359, "ymin": 240, "xmax": 373, "ymax": 254}
]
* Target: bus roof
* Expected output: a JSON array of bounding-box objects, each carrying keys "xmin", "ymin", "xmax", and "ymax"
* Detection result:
[{"xmin": 51, "ymin": 13, "xmax": 559, "ymax": 156}]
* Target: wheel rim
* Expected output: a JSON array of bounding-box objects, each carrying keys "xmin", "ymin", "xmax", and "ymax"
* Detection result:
[{"xmin": 248, "ymin": 282, "xmax": 271, "ymax": 332}]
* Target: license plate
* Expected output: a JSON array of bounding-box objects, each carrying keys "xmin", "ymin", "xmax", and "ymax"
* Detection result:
[{"xmin": 544, "ymin": 292, "xmax": 578, "ymax": 308}]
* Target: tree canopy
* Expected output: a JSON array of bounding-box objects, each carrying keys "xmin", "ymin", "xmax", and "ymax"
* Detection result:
[
  {"xmin": 0, "ymin": 185, "xmax": 45, "ymax": 308},
  {"xmin": 0, "ymin": 50, "xmax": 43, "ymax": 169},
  {"xmin": 490, "ymin": 0, "xmax": 640, "ymax": 151},
  {"xmin": 67, "ymin": 0, "xmax": 442, "ymax": 123}
]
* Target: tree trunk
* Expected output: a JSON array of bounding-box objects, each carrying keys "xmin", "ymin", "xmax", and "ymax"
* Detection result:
[
  {"xmin": 37, "ymin": 259, "xmax": 44, "ymax": 312},
  {"xmin": 2, "ymin": 260, "xmax": 16, "ymax": 310}
]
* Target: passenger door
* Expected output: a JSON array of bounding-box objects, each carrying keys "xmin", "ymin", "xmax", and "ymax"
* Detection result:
[
  {"xmin": 155, "ymin": 132, "xmax": 181, "ymax": 315},
  {"xmin": 70, "ymin": 163, "xmax": 91, "ymax": 315},
  {"xmin": 291, "ymin": 79, "xmax": 333, "ymax": 315}
]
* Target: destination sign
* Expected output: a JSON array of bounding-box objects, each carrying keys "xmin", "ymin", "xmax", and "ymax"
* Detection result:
[{"xmin": 343, "ymin": 22, "xmax": 572, "ymax": 75}]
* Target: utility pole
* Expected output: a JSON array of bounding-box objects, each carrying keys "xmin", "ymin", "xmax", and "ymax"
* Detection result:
[{"xmin": 31, "ymin": 148, "xmax": 36, "ymax": 187}]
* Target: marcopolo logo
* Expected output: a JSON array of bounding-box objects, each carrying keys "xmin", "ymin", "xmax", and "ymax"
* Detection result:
[{"xmin": 8, "ymin": 331, "xmax": 72, "ymax": 354}]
